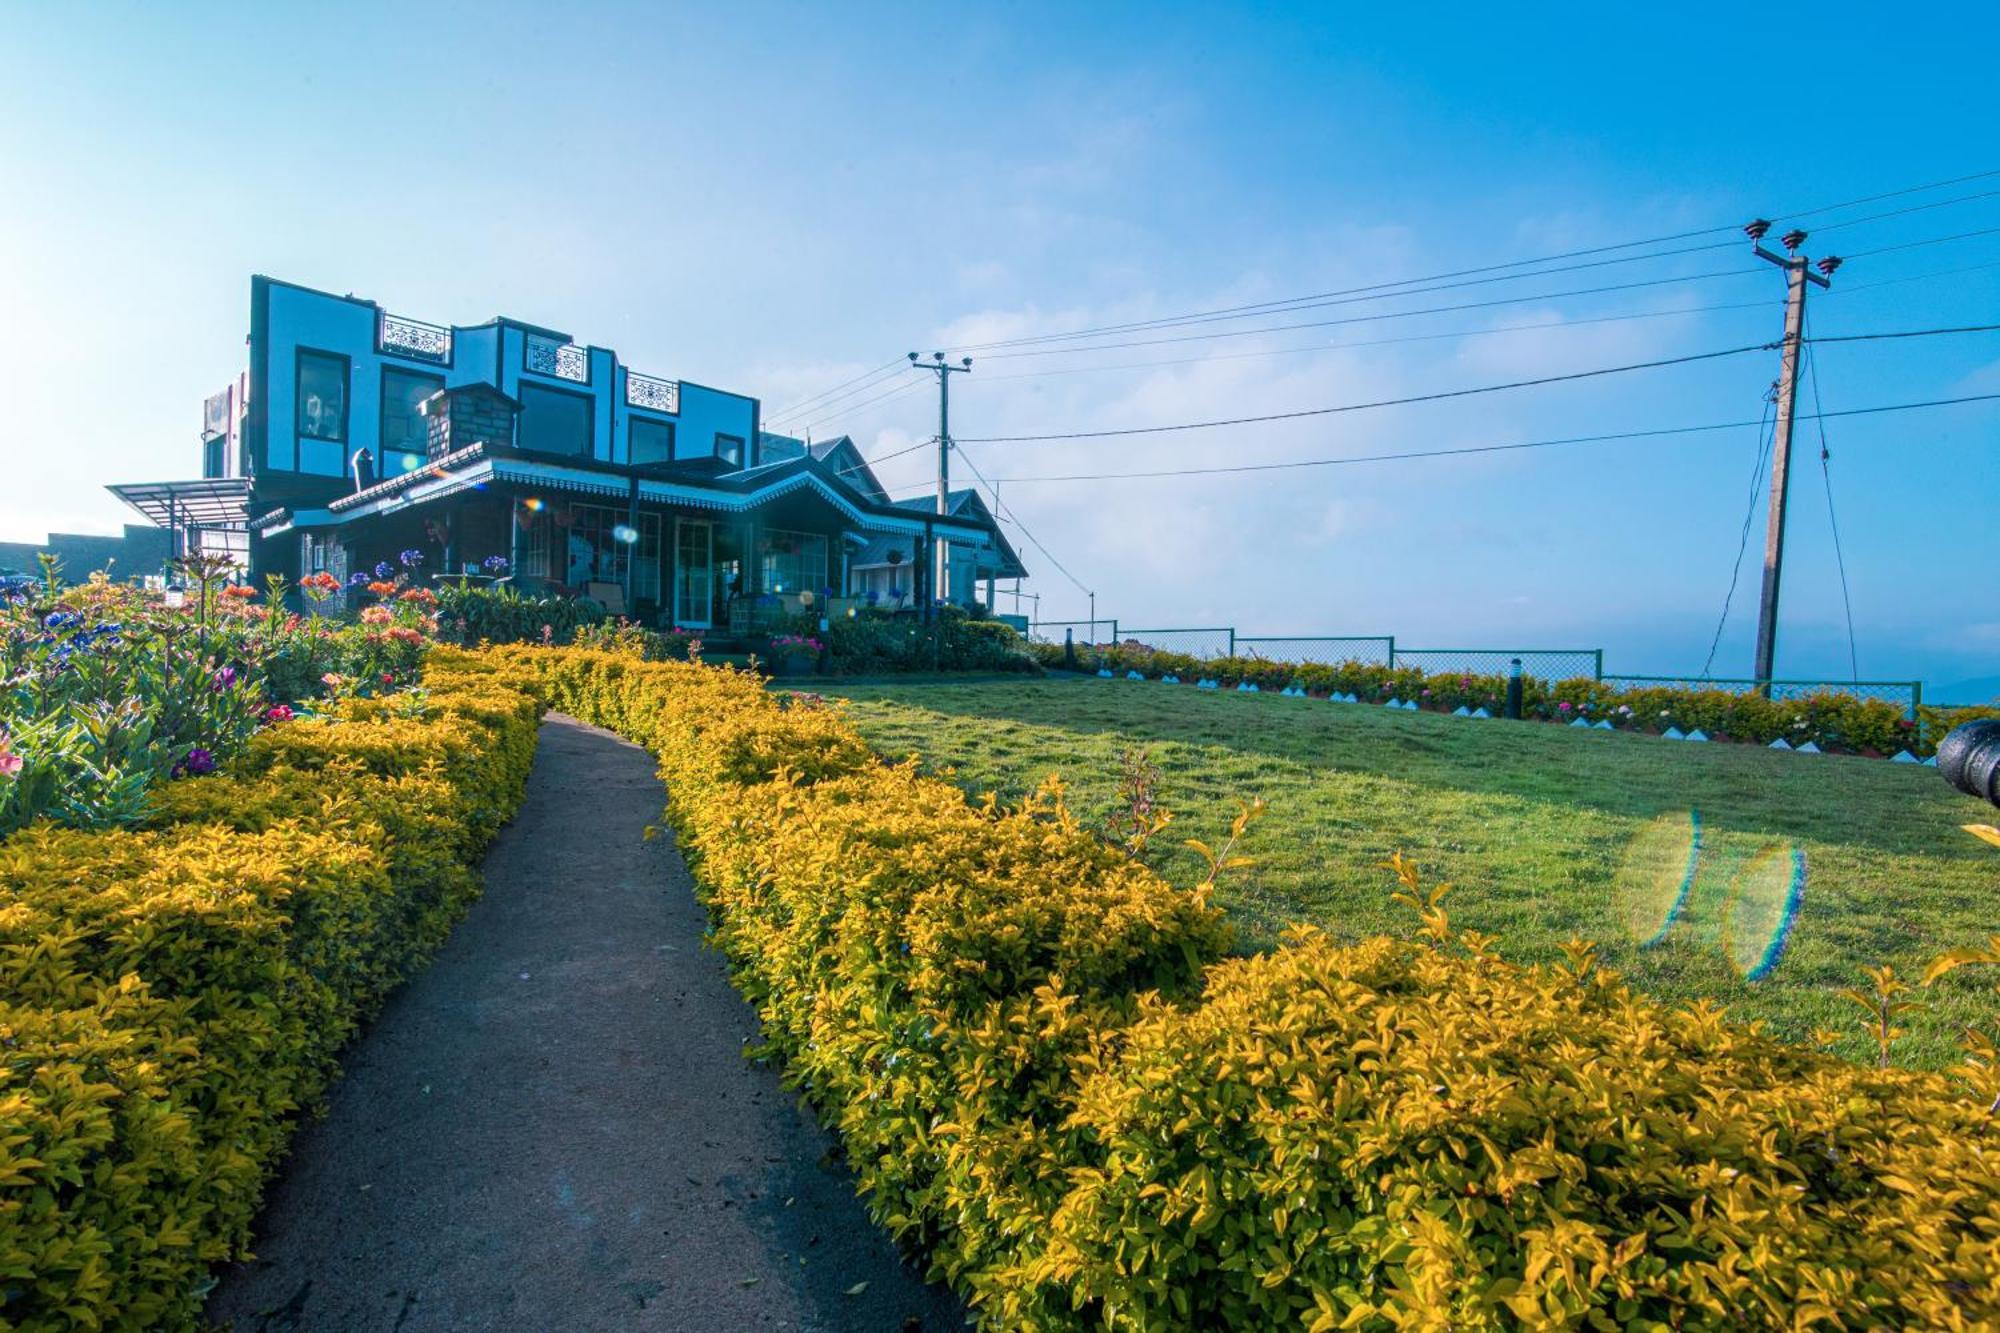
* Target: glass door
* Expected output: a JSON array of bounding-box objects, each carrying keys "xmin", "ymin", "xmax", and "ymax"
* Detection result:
[{"xmin": 674, "ymin": 519, "xmax": 714, "ymax": 628}]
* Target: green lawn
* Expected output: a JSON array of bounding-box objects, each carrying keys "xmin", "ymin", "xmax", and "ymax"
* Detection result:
[{"xmin": 823, "ymin": 677, "xmax": 1999, "ymax": 1068}]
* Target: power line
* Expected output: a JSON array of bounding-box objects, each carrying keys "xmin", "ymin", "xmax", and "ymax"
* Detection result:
[
  {"xmin": 1845, "ymin": 224, "xmax": 2000, "ymax": 260},
  {"xmin": 766, "ymin": 358, "xmax": 908, "ymax": 424},
  {"xmin": 791, "ymin": 374, "xmax": 928, "ymax": 437},
  {"xmin": 950, "ymin": 443, "xmax": 1092, "ymax": 599},
  {"xmin": 1704, "ymin": 389, "xmax": 1779, "ymax": 675},
  {"xmin": 960, "ymin": 342, "xmax": 1773, "ymax": 443},
  {"xmin": 769, "ymin": 364, "xmax": 915, "ymax": 429},
  {"xmin": 1811, "ymin": 186, "xmax": 2000, "ymax": 235},
  {"xmin": 980, "ymin": 391, "xmax": 2000, "ymax": 483},
  {"xmin": 976, "ymin": 297, "xmax": 1776, "ymax": 382},
  {"xmin": 958, "ymin": 323, "xmax": 2000, "ymax": 445},
  {"xmin": 935, "ymin": 167, "xmax": 2000, "ymax": 355},
  {"xmin": 1804, "ymin": 314, "xmax": 1860, "ymax": 681},
  {"xmin": 976, "ymin": 267, "xmax": 1765, "ymax": 361},
  {"xmin": 943, "ymin": 238, "xmax": 1746, "ymax": 354},
  {"xmin": 966, "ymin": 256, "xmax": 2000, "ymax": 385}
]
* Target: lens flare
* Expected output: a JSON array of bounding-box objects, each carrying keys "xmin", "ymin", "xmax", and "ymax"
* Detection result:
[
  {"xmin": 613, "ymin": 524, "xmax": 639, "ymax": 545},
  {"xmin": 1721, "ymin": 845, "xmax": 1807, "ymax": 981},
  {"xmin": 1612, "ymin": 810, "xmax": 1701, "ymax": 947}
]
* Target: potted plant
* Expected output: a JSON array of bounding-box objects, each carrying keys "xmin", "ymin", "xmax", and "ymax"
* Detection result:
[{"xmin": 768, "ymin": 633, "xmax": 823, "ymax": 677}]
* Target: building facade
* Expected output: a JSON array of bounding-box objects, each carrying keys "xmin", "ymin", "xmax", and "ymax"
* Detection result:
[{"xmin": 110, "ymin": 276, "xmax": 1020, "ymax": 628}]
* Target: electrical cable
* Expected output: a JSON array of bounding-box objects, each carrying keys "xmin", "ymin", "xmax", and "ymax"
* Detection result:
[
  {"xmin": 979, "ymin": 391, "xmax": 2000, "ymax": 483},
  {"xmin": 1844, "ymin": 224, "xmax": 2000, "ymax": 259},
  {"xmin": 960, "ymin": 342, "xmax": 1773, "ymax": 443},
  {"xmin": 960, "ymin": 324, "xmax": 2000, "ymax": 445},
  {"xmin": 1703, "ymin": 389, "xmax": 1778, "ymax": 675},
  {"xmin": 1804, "ymin": 313, "xmax": 1861, "ymax": 681},
  {"xmin": 791, "ymin": 375, "xmax": 928, "ymax": 437},
  {"xmin": 766, "ymin": 358, "xmax": 909, "ymax": 424},
  {"xmin": 950, "ymin": 443, "xmax": 1092, "ymax": 599},
  {"xmin": 936, "ymin": 167, "xmax": 2000, "ymax": 354}
]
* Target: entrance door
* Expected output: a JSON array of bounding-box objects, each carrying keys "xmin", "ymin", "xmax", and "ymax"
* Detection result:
[{"xmin": 673, "ymin": 518, "xmax": 714, "ymax": 628}]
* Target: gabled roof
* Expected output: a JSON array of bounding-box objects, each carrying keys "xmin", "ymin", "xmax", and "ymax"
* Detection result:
[
  {"xmin": 884, "ymin": 488, "xmax": 1026, "ymax": 579},
  {"xmin": 808, "ymin": 436, "xmax": 890, "ymax": 504}
]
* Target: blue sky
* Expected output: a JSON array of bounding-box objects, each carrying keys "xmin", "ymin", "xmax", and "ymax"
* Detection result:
[{"xmin": 2, "ymin": 3, "xmax": 1996, "ymax": 693}]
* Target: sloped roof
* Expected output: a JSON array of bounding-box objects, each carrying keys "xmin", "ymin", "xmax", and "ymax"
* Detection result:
[{"xmin": 881, "ymin": 487, "xmax": 1027, "ymax": 579}]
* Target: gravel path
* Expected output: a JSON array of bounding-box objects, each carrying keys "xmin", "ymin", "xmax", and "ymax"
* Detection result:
[{"xmin": 206, "ymin": 713, "xmax": 963, "ymax": 1332}]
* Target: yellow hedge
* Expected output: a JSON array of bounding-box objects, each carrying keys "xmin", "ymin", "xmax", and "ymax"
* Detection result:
[
  {"xmin": 0, "ymin": 648, "xmax": 539, "ymax": 1330},
  {"xmin": 499, "ymin": 648, "xmax": 2000, "ymax": 1330}
]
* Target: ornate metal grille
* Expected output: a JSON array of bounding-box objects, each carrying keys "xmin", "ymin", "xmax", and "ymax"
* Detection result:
[
  {"xmin": 526, "ymin": 333, "xmax": 588, "ymax": 382},
  {"xmin": 625, "ymin": 371, "xmax": 680, "ymax": 414},
  {"xmin": 378, "ymin": 312, "xmax": 452, "ymax": 363}
]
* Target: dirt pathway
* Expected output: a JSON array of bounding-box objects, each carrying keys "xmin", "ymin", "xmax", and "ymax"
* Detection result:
[{"xmin": 206, "ymin": 714, "xmax": 962, "ymax": 1332}]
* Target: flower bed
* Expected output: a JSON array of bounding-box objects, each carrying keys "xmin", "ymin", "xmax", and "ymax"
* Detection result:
[
  {"xmin": 1, "ymin": 561, "xmax": 436, "ymax": 836},
  {"xmin": 495, "ymin": 647, "xmax": 2000, "ymax": 1329},
  {"xmin": 1031, "ymin": 641, "xmax": 1989, "ymax": 758},
  {"xmin": 0, "ymin": 648, "xmax": 539, "ymax": 1329}
]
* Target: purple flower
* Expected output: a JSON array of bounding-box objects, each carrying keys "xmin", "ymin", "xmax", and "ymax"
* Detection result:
[
  {"xmin": 183, "ymin": 748, "xmax": 215, "ymax": 775},
  {"xmin": 212, "ymin": 666, "xmax": 238, "ymax": 691},
  {"xmin": 374, "ymin": 561, "xmax": 394, "ymax": 579},
  {"xmin": 399, "ymin": 548, "xmax": 424, "ymax": 569},
  {"xmin": 348, "ymin": 571, "xmax": 372, "ymax": 587},
  {"xmin": 481, "ymin": 554, "xmax": 510, "ymax": 572}
]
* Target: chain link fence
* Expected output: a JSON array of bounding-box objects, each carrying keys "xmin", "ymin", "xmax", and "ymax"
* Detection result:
[
  {"xmin": 1602, "ymin": 674, "xmax": 1922, "ymax": 717},
  {"xmin": 1029, "ymin": 618, "xmax": 1119, "ymax": 646},
  {"xmin": 1236, "ymin": 635, "xmax": 1395, "ymax": 666},
  {"xmin": 1392, "ymin": 648, "xmax": 1604, "ymax": 682},
  {"xmin": 1118, "ymin": 627, "xmax": 1233, "ymax": 659}
]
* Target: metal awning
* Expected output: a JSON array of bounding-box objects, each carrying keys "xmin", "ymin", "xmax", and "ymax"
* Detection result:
[{"xmin": 108, "ymin": 478, "xmax": 251, "ymax": 529}]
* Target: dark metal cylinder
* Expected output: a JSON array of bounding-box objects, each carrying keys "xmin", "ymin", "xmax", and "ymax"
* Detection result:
[
  {"xmin": 1938, "ymin": 719, "xmax": 2000, "ymax": 808},
  {"xmin": 1505, "ymin": 657, "xmax": 1524, "ymax": 720}
]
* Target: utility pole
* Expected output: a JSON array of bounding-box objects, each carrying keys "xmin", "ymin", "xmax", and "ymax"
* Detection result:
[
  {"xmin": 1744, "ymin": 219, "xmax": 1842, "ymax": 694},
  {"xmin": 908, "ymin": 351, "xmax": 972, "ymax": 608}
]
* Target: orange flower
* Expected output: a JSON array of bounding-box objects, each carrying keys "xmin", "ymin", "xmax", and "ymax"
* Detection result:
[
  {"xmin": 367, "ymin": 581, "xmax": 398, "ymax": 597},
  {"xmin": 398, "ymin": 587, "xmax": 439, "ymax": 607},
  {"xmin": 220, "ymin": 584, "xmax": 258, "ymax": 600}
]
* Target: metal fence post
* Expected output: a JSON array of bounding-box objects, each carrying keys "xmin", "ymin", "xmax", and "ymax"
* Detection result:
[
  {"xmin": 1593, "ymin": 649, "xmax": 1604, "ymax": 681},
  {"xmin": 1227, "ymin": 627, "xmax": 1236, "ymax": 658},
  {"xmin": 1111, "ymin": 618, "xmax": 1119, "ymax": 646},
  {"xmin": 1387, "ymin": 635, "xmax": 1397, "ymax": 670}
]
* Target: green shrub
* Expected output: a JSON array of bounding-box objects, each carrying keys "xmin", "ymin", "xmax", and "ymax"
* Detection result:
[
  {"xmin": 493, "ymin": 647, "xmax": 2000, "ymax": 1330},
  {"xmin": 0, "ymin": 648, "xmax": 539, "ymax": 1330},
  {"xmin": 433, "ymin": 580, "xmax": 608, "ymax": 645}
]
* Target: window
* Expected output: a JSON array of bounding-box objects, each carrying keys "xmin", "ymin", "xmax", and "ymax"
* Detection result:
[
  {"xmin": 759, "ymin": 528, "xmax": 827, "ymax": 595},
  {"xmin": 296, "ymin": 350, "xmax": 349, "ymax": 443},
  {"xmin": 630, "ymin": 417, "xmax": 676, "ymax": 466},
  {"xmin": 517, "ymin": 383, "xmax": 593, "ymax": 457},
  {"xmin": 203, "ymin": 436, "xmax": 226, "ymax": 479},
  {"xmin": 715, "ymin": 433, "xmax": 744, "ymax": 468},
  {"xmin": 380, "ymin": 368, "xmax": 444, "ymax": 476}
]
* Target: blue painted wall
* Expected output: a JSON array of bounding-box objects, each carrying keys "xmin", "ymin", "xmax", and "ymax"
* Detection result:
[{"xmin": 253, "ymin": 277, "xmax": 758, "ymax": 479}]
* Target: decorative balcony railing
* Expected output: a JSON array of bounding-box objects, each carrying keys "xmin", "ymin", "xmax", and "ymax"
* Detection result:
[
  {"xmin": 525, "ymin": 332, "xmax": 588, "ymax": 382},
  {"xmin": 378, "ymin": 312, "xmax": 452, "ymax": 364},
  {"xmin": 625, "ymin": 370, "xmax": 680, "ymax": 414}
]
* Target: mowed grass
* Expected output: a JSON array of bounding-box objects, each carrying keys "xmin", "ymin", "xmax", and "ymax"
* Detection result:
[{"xmin": 825, "ymin": 677, "xmax": 1999, "ymax": 1068}]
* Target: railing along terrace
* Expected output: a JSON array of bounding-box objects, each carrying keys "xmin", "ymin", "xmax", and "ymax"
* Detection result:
[
  {"xmin": 378, "ymin": 312, "xmax": 452, "ymax": 363},
  {"xmin": 626, "ymin": 371, "xmax": 681, "ymax": 414},
  {"xmin": 526, "ymin": 332, "xmax": 588, "ymax": 382}
]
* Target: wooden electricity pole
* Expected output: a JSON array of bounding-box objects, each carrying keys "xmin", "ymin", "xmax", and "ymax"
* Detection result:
[{"xmin": 1745, "ymin": 220, "xmax": 1841, "ymax": 693}]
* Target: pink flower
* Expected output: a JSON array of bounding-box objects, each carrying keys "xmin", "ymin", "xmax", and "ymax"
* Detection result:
[
  {"xmin": 265, "ymin": 704, "xmax": 294, "ymax": 723},
  {"xmin": 1558, "ymin": 701, "xmax": 1572, "ymax": 711},
  {"xmin": 0, "ymin": 732, "xmax": 21, "ymax": 779}
]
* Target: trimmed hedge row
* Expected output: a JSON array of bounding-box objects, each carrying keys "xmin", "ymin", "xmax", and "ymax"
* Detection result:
[
  {"xmin": 0, "ymin": 648, "xmax": 539, "ymax": 1330},
  {"xmin": 498, "ymin": 647, "xmax": 2000, "ymax": 1330},
  {"xmin": 1032, "ymin": 640, "xmax": 1991, "ymax": 757}
]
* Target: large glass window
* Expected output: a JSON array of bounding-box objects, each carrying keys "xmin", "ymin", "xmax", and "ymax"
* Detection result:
[
  {"xmin": 518, "ymin": 383, "xmax": 594, "ymax": 457},
  {"xmin": 715, "ymin": 433, "xmax": 744, "ymax": 468},
  {"xmin": 296, "ymin": 350, "xmax": 348, "ymax": 443},
  {"xmin": 380, "ymin": 368, "xmax": 444, "ymax": 476},
  {"xmin": 759, "ymin": 529, "xmax": 827, "ymax": 596},
  {"xmin": 630, "ymin": 417, "xmax": 675, "ymax": 466}
]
